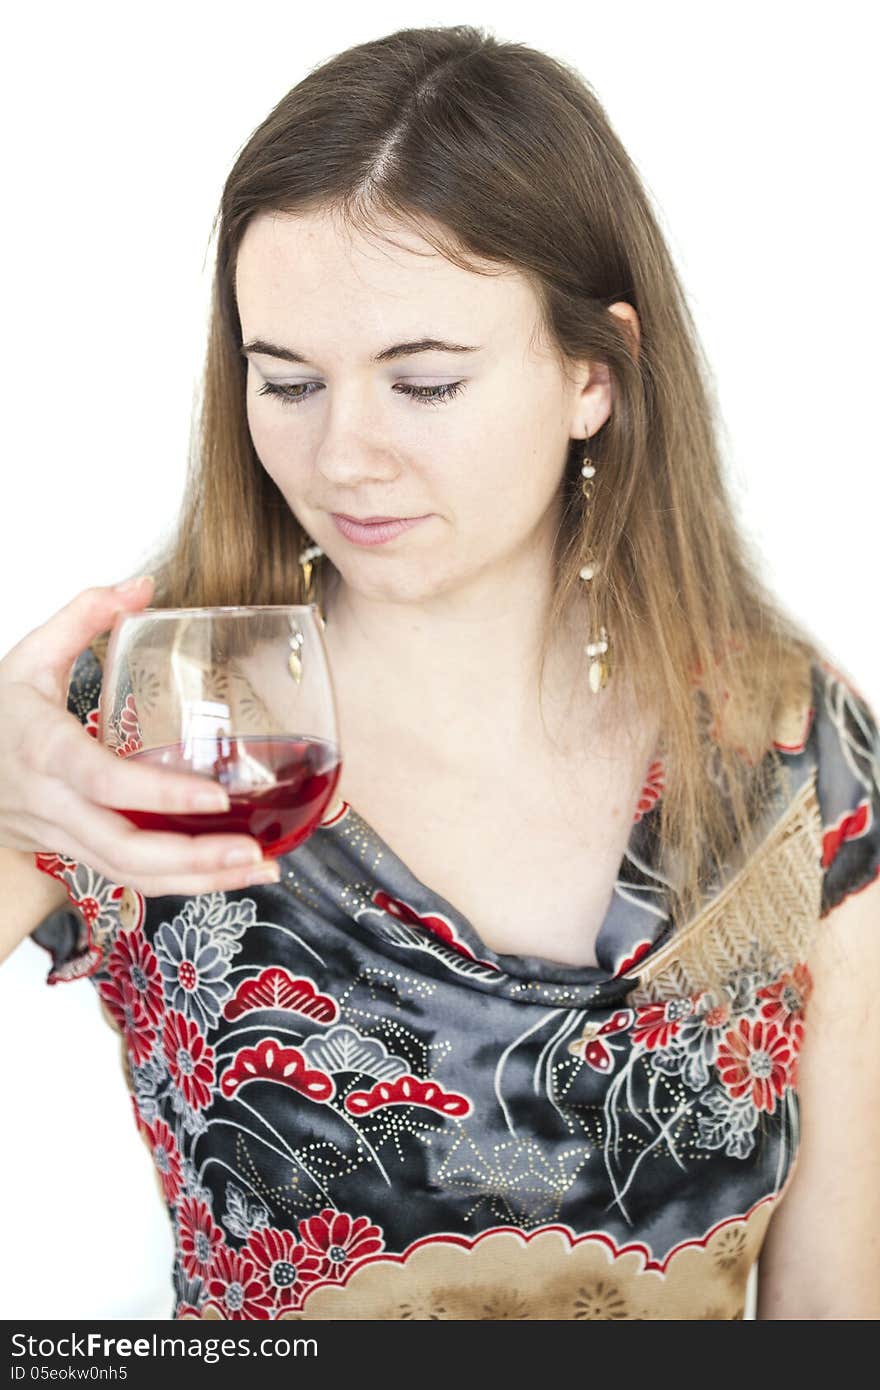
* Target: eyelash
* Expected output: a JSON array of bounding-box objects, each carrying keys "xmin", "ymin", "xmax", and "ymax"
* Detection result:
[{"xmin": 256, "ymin": 380, "xmax": 466, "ymax": 408}]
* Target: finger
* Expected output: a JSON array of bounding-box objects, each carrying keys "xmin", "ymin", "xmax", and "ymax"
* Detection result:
[
  {"xmin": 3, "ymin": 578, "xmax": 155, "ymax": 694},
  {"xmin": 33, "ymin": 817, "xmax": 281, "ymax": 899},
  {"xmin": 36, "ymin": 851, "xmax": 280, "ymax": 900},
  {"xmin": 38, "ymin": 790, "xmax": 269, "ymax": 883},
  {"xmin": 133, "ymin": 858, "xmax": 282, "ymax": 899},
  {"xmin": 28, "ymin": 708, "xmax": 232, "ymax": 816}
]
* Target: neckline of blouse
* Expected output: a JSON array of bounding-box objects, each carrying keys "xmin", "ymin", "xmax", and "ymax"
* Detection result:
[{"xmin": 305, "ymin": 778, "xmax": 674, "ymax": 1008}]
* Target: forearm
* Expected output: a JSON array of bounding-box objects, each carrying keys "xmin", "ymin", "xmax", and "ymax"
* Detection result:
[{"xmin": 0, "ymin": 845, "xmax": 69, "ymax": 966}]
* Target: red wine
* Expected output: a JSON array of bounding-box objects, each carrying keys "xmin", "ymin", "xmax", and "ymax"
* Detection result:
[{"xmin": 118, "ymin": 734, "xmax": 342, "ymax": 858}]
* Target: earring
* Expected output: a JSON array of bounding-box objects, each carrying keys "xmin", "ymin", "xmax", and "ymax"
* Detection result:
[
  {"xmin": 291, "ymin": 541, "xmax": 326, "ymax": 682},
  {"xmin": 298, "ymin": 540, "xmax": 324, "ymax": 609},
  {"xmin": 578, "ymin": 434, "xmax": 613, "ymax": 693}
]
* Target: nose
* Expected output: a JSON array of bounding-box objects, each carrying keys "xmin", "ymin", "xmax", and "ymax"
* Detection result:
[
  {"xmin": 316, "ymin": 448, "xmax": 402, "ymax": 489},
  {"xmin": 315, "ymin": 419, "xmax": 405, "ymax": 490}
]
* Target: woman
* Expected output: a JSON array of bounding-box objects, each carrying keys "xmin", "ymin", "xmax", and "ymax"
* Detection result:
[{"xmin": 1, "ymin": 25, "xmax": 878, "ymax": 1320}]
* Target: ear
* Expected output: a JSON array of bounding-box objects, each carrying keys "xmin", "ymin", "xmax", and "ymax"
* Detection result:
[
  {"xmin": 568, "ymin": 356, "xmax": 613, "ymax": 441},
  {"xmin": 608, "ymin": 301, "xmax": 641, "ymax": 362},
  {"xmin": 568, "ymin": 302, "xmax": 642, "ymax": 440},
  {"xmin": 569, "ymin": 301, "xmax": 639, "ymax": 436}
]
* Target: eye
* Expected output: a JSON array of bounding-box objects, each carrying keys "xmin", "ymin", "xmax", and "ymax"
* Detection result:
[
  {"xmin": 257, "ymin": 381, "xmax": 317, "ymax": 406},
  {"xmin": 394, "ymin": 381, "xmax": 466, "ymax": 406},
  {"xmin": 256, "ymin": 380, "xmax": 466, "ymax": 408}
]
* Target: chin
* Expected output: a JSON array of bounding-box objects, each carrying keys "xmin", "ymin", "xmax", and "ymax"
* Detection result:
[{"xmin": 331, "ymin": 557, "xmax": 459, "ymax": 606}]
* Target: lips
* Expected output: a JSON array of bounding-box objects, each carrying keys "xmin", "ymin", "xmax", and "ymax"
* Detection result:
[{"xmin": 330, "ymin": 513, "xmax": 431, "ymax": 547}]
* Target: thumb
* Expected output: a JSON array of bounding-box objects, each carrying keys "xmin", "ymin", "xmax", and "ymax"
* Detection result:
[{"xmin": 2, "ymin": 576, "xmax": 156, "ymax": 692}]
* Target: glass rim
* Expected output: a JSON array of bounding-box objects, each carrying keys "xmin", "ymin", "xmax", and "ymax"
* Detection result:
[{"xmin": 115, "ymin": 603, "xmax": 321, "ymax": 620}]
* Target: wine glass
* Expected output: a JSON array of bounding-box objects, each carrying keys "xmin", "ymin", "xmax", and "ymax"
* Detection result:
[{"xmin": 99, "ymin": 605, "xmax": 341, "ymax": 859}]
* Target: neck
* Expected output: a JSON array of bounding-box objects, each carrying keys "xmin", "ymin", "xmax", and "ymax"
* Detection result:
[{"xmin": 319, "ymin": 548, "xmax": 621, "ymax": 763}]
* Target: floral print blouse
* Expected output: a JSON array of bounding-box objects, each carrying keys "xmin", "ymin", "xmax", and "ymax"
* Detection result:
[{"xmin": 30, "ymin": 645, "xmax": 880, "ymax": 1320}]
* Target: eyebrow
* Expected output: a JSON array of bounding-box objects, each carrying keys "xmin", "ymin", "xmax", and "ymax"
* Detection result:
[{"xmin": 240, "ymin": 337, "xmax": 483, "ymax": 365}]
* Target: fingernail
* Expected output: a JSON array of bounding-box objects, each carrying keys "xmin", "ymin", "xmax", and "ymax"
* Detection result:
[
  {"xmin": 224, "ymin": 846, "xmax": 263, "ymax": 867},
  {"xmin": 244, "ymin": 865, "xmax": 281, "ymax": 885},
  {"xmin": 115, "ymin": 574, "xmax": 154, "ymax": 594},
  {"xmin": 193, "ymin": 789, "xmax": 231, "ymax": 812}
]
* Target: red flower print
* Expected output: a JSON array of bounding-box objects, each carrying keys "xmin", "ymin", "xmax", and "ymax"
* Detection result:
[
  {"xmin": 34, "ymin": 852, "xmax": 76, "ymax": 878},
  {"xmin": 567, "ymin": 1009, "xmax": 634, "ymax": 1074},
  {"xmin": 223, "ymin": 968, "xmax": 338, "ymax": 1024},
  {"xmin": 699, "ymin": 996, "xmax": 733, "ymax": 1029},
  {"xmin": 76, "ymin": 896, "xmax": 101, "ymax": 927},
  {"xmin": 163, "ymin": 1010, "xmax": 216, "ymax": 1111},
  {"xmin": 243, "ymin": 1227, "xmax": 323, "ymax": 1310},
  {"xmin": 219, "ymin": 1039, "xmax": 335, "ymax": 1103},
  {"xmin": 108, "ymin": 929, "xmax": 164, "ymax": 1027},
  {"xmin": 372, "ymin": 890, "xmax": 500, "ymax": 970},
  {"xmin": 344, "ymin": 1074, "xmax": 472, "ymax": 1117},
  {"xmin": 111, "ymin": 693, "xmax": 144, "ymax": 759},
  {"xmin": 632, "ymin": 997, "xmax": 695, "ymax": 1050},
  {"xmin": 144, "ymin": 1117, "xmax": 183, "ymax": 1206},
  {"xmin": 756, "ymin": 963, "xmax": 813, "ymax": 1035},
  {"xmin": 298, "ymin": 1208, "xmax": 384, "ymax": 1279},
  {"xmin": 205, "ymin": 1246, "xmax": 274, "ymax": 1320},
  {"xmin": 129, "ymin": 1092, "xmax": 150, "ymax": 1139},
  {"xmin": 822, "ymin": 801, "xmax": 871, "ymax": 870},
  {"xmin": 97, "ymin": 973, "xmax": 156, "ymax": 1066},
  {"xmin": 612, "ymin": 939, "xmax": 653, "ymax": 979},
  {"xmin": 84, "ymin": 707, "xmax": 100, "ymax": 740},
  {"xmin": 716, "ymin": 1019, "xmax": 795, "ymax": 1114},
  {"xmin": 176, "ymin": 1197, "xmax": 225, "ymax": 1282},
  {"xmin": 787, "ymin": 1021, "xmax": 806, "ymax": 1090},
  {"xmin": 633, "ymin": 760, "xmax": 665, "ymax": 821}
]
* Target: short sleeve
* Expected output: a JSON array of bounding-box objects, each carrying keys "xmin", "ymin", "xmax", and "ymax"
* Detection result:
[
  {"xmin": 31, "ymin": 643, "xmax": 125, "ymax": 985},
  {"xmin": 812, "ymin": 660, "xmax": 880, "ymax": 917}
]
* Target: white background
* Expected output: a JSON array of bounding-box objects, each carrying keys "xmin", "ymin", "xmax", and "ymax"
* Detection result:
[{"xmin": 1, "ymin": 0, "xmax": 876, "ymax": 1321}]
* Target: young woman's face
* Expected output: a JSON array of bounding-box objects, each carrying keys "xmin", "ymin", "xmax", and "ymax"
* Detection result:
[{"xmin": 235, "ymin": 208, "xmax": 604, "ymax": 605}]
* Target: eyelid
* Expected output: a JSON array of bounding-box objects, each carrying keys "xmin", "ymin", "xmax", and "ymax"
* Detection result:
[
  {"xmin": 258, "ymin": 374, "xmax": 462, "ymax": 384},
  {"xmin": 256, "ymin": 378, "xmax": 466, "ymax": 408},
  {"xmin": 258, "ymin": 375, "xmax": 320, "ymax": 385}
]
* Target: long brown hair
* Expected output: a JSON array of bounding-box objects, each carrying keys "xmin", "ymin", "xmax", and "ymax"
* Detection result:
[{"xmin": 104, "ymin": 24, "xmax": 838, "ymax": 932}]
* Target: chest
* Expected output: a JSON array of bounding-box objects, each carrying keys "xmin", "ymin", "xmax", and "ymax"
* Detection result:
[{"xmin": 330, "ymin": 714, "xmax": 657, "ymax": 968}]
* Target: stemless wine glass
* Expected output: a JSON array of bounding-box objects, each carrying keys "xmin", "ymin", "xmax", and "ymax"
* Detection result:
[{"xmin": 99, "ymin": 605, "xmax": 341, "ymax": 860}]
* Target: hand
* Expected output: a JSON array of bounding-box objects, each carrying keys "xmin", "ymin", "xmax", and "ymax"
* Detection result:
[{"xmin": 0, "ymin": 578, "xmax": 279, "ymax": 895}]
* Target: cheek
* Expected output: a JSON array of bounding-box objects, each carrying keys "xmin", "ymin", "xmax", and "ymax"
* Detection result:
[
  {"xmin": 247, "ymin": 402, "xmax": 293, "ymax": 486},
  {"xmin": 458, "ymin": 453, "xmax": 557, "ymax": 523}
]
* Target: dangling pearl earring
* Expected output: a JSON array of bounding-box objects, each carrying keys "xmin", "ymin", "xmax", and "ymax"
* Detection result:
[{"xmin": 578, "ymin": 434, "xmax": 613, "ymax": 693}]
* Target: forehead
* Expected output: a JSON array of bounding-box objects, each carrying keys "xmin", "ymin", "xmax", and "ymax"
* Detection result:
[{"xmin": 234, "ymin": 208, "xmax": 538, "ymax": 344}]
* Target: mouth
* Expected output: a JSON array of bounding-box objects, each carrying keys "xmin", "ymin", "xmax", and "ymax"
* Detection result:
[
  {"xmin": 337, "ymin": 514, "xmax": 410, "ymax": 523},
  {"xmin": 330, "ymin": 513, "xmax": 432, "ymax": 547}
]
